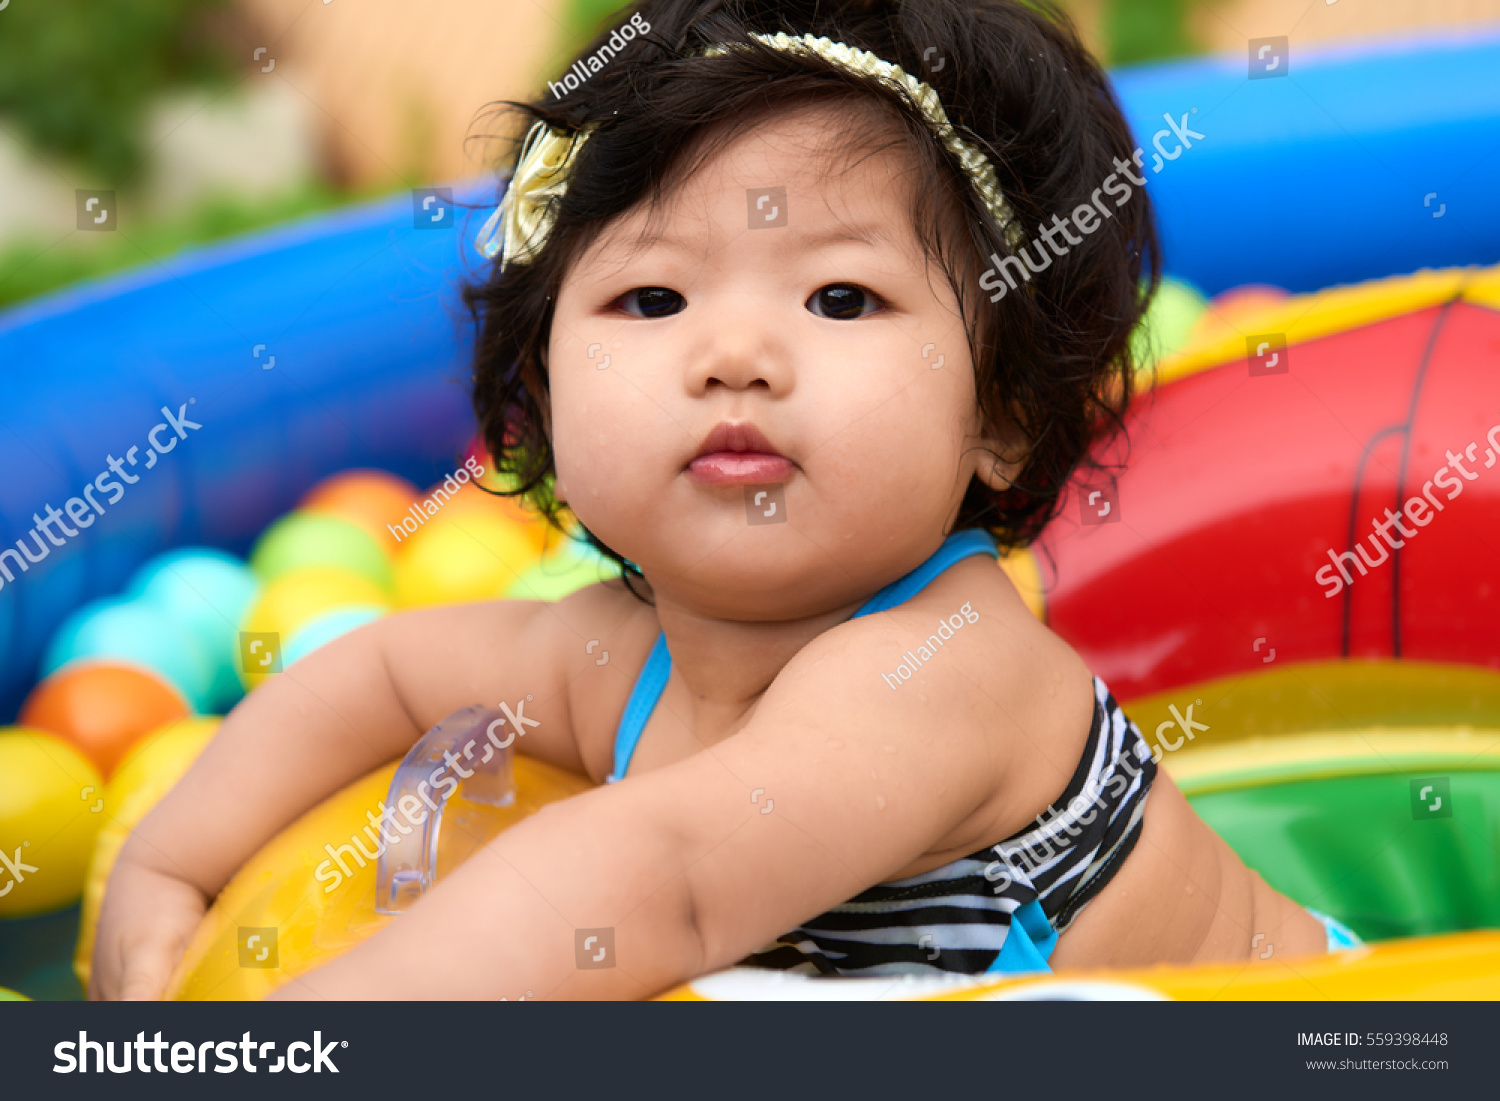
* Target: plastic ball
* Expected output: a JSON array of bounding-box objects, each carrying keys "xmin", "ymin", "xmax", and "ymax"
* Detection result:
[
  {"xmin": 41, "ymin": 598, "xmax": 213, "ymax": 714},
  {"xmin": 127, "ymin": 547, "xmax": 259, "ymax": 712},
  {"xmin": 1187, "ymin": 283, "xmax": 1291, "ymax": 346},
  {"xmin": 283, "ymin": 605, "xmax": 385, "ymax": 667},
  {"xmin": 506, "ymin": 540, "xmax": 619, "ymax": 602},
  {"xmin": 300, "ymin": 468, "xmax": 421, "ymax": 544},
  {"xmin": 0, "ymin": 728, "xmax": 105, "ymax": 917},
  {"xmin": 240, "ymin": 568, "xmax": 391, "ymax": 687},
  {"xmin": 250, "ymin": 511, "xmax": 394, "ymax": 593},
  {"xmin": 19, "ymin": 662, "xmax": 190, "ymax": 778},
  {"xmin": 463, "ymin": 438, "xmax": 517, "ymax": 493},
  {"xmin": 74, "ymin": 716, "xmax": 220, "ymax": 990},
  {"xmin": 426, "ymin": 482, "xmax": 547, "ymax": 552},
  {"xmin": 1131, "ymin": 276, "xmax": 1209, "ymax": 367},
  {"xmin": 106, "ymin": 715, "xmax": 221, "ymax": 813},
  {"xmin": 393, "ymin": 511, "xmax": 540, "ymax": 608}
]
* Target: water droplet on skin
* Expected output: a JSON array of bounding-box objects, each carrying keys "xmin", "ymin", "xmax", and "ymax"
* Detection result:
[
  {"xmin": 883, "ymin": 745, "xmax": 897, "ymax": 753},
  {"xmin": 875, "ymin": 794, "xmax": 887, "ymax": 810},
  {"xmin": 826, "ymin": 737, "xmax": 845, "ymax": 749}
]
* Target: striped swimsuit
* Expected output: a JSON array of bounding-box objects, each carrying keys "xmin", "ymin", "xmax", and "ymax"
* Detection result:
[{"xmin": 607, "ymin": 530, "xmax": 1158, "ymax": 977}]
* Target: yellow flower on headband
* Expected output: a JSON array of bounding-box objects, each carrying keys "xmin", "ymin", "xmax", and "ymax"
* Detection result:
[{"xmin": 476, "ymin": 121, "xmax": 588, "ymax": 269}]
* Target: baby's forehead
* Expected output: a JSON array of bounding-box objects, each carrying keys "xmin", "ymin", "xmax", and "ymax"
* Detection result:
[{"xmin": 591, "ymin": 102, "xmax": 932, "ymax": 259}]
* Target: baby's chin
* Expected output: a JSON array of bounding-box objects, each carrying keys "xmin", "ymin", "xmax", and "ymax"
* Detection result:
[{"xmin": 607, "ymin": 524, "xmax": 899, "ymax": 616}]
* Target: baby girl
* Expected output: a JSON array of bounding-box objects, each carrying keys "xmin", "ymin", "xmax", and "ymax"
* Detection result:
[{"xmin": 93, "ymin": 0, "xmax": 1348, "ymax": 1000}]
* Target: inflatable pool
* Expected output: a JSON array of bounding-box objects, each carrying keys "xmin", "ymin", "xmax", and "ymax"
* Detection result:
[
  {"xmin": 4, "ymin": 33, "xmax": 1500, "ymax": 1000},
  {"xmin": 55, "ymin": 259, "xmax": 1494, "ymax": 1001},
  {"xmin": 4, "ymin": 30, "xmax": 1500, "ymax": 721},
  {"xmin": 139, "ymin": 656, "xmax": 1500, "ymax": 1000}
]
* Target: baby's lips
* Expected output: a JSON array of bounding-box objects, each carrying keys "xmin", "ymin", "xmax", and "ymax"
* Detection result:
[{"xmin": 687, "ymin": 451, "xmax": 796, "ymax": 485}]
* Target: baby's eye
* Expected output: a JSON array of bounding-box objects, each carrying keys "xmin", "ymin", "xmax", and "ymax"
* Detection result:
[
  {"xmin": 617, "ymin": 287, "xmax": 685, "ymax": 319},
  {"xmin": 807, "ymin": 283, "xmax": 881, "ymax": 320}
]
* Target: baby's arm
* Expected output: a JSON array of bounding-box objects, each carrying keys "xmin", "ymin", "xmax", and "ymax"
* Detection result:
[
  {"xmin": 90, "ymin": 594, "xmax": 602, "ymax": 1000},
  {"xmin": 267, "ymin": 612, "xmax": 1005, "ymax": 999}
]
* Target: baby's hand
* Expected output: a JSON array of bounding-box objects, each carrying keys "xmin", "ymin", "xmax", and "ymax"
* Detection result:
[{"xmin": 90, "ymin": 860, "xmax": 208, "ymax": 1001}]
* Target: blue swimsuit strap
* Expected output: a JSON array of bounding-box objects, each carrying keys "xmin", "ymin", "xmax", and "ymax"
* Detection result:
[{"xmin": 608, "ymin": 529, "xmax": 1000, "ymax": 783}]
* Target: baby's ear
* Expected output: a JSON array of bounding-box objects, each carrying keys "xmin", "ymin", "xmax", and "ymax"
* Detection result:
[{"xmin": 972, "ymin": 416, "xmax": 1029, "ymax": 494}]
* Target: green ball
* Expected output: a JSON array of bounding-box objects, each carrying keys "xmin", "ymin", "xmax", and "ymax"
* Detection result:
[
  {"xmin": 505, "ymin": 542, "xmax": 620, "ymax": 602},
  {"xmin": 249, "ymin": 511, "xmax": 394, "ymax": 593},
  {"xmin": 1131, "ymin": 276, "xmax": 1209, "ymax": 368}
]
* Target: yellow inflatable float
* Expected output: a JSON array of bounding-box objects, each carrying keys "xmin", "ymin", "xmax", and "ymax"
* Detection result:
[{"xmin": 70, "ymin": 658, "xmax": 1500, "ymax": 1001}]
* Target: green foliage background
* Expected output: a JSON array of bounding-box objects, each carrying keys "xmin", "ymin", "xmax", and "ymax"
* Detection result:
[
  {"xmin": 0, "ymin": 0, "xmax": 234, "ymax": 186},
  {"xmin": 555, "ymin": 0, "xmax": 1199, "ymax": 67},
  {"xmin": 1105, "ymin": 0, "xmax": 1197, "ymax": 66},
  {"xmin": 0, "ymin": 0, "xmax": 1200, "ymax": 311}
]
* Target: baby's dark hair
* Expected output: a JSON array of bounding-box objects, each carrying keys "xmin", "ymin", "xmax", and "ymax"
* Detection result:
[{"xmin": 463, "ymin": 0, "xmax": 1159, "ymax": 587}]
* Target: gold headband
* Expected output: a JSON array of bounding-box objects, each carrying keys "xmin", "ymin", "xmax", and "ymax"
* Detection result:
[{"xmin": 477, "ymin": 32, "xmax": 1025, "ymax": 268}]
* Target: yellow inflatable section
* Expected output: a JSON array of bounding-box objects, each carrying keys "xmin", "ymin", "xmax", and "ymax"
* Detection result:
[
  {"xmin": 658, "ymin": 930, "xmax": 1500, "ymax": 1000},
  {"xmin": 1153, "ymin": 262, "xmax": 1500, "ymax": 388},
  {"xmin": 73, "ymin": 660, "xmax": 1498, "ymax": 1001},
  {"xmin": 74, "ymin": 716, "xmax": 220, "ymax": 989},
  {"xmin": 164, "ymin": 755, "xmax": 592, "ymax": 1000}
]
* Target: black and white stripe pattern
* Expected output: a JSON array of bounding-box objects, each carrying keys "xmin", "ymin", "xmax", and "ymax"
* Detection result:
[{"xmin": 744, "ymin": 678, "xmax": 1157, "ymax": 976}]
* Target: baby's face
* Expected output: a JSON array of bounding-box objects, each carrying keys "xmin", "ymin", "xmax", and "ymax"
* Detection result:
[{"xmin": 549, "ymin": 103, "xmax": 1005, "ymax": 617}]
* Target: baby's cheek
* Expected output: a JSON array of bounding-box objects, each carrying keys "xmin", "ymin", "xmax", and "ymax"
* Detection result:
[{"xmin": 550, "ymin": 399, "xmax": 663, "ymax": 529}]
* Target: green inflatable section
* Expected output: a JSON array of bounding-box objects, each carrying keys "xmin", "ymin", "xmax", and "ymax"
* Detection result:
[{"xmin": 1191, "ymin": 770, "xmax": 1500, "ymax": 942}]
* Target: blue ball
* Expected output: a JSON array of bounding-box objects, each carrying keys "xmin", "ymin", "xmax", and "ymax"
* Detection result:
[
  {"xmin": 283, "ymin": 606, "xmax": 385, "ymax": 669},
  {"xmin": 127, "ymin": 548, "xmax": 259, "ymax": 712},
  {"xmin": 43, "ymin": 598, "xmax": 214, "ymax": 712}
]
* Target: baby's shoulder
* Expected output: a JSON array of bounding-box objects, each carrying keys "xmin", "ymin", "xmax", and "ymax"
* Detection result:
[{"xmin": 780, "ymin": 552, "xmax": 1088, "ymax": 725}]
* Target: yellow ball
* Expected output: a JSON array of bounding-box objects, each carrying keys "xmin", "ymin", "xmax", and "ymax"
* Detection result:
[
  {"xmin": 240, "ymin": 568, "xmax": 391, "ymax": 688},
  {"xmin": 106, "ymin": 716, "xmax": 221, "ymax": 817},
  {"xmin": 0, "ymin": 728, "xmax": 105, "ymax": 917},
  {"xmin": 394, "ymin": 512, "xmax": 540, "ymax": 608},
  {"xmin": 74, "ymin": 716, "xmax": 219, "ymax": 991}
]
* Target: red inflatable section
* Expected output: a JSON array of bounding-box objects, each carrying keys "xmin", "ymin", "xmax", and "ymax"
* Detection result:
[{"xmin": 1037, "ymin": 277, "xmax": 1500, "ymax": 701}]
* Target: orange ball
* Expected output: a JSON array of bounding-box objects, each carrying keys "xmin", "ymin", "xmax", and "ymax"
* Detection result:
[
  {"xmin": 300, "ymin": 469, "xmax": 421, "ymax": 545},
  {"xmin": 19, "ymin": 662, "xmax": 190, "ymax": 778},
  {"xmin": 1187, "ymin": 284, "xmax": 1290, "ymax": 345}
]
